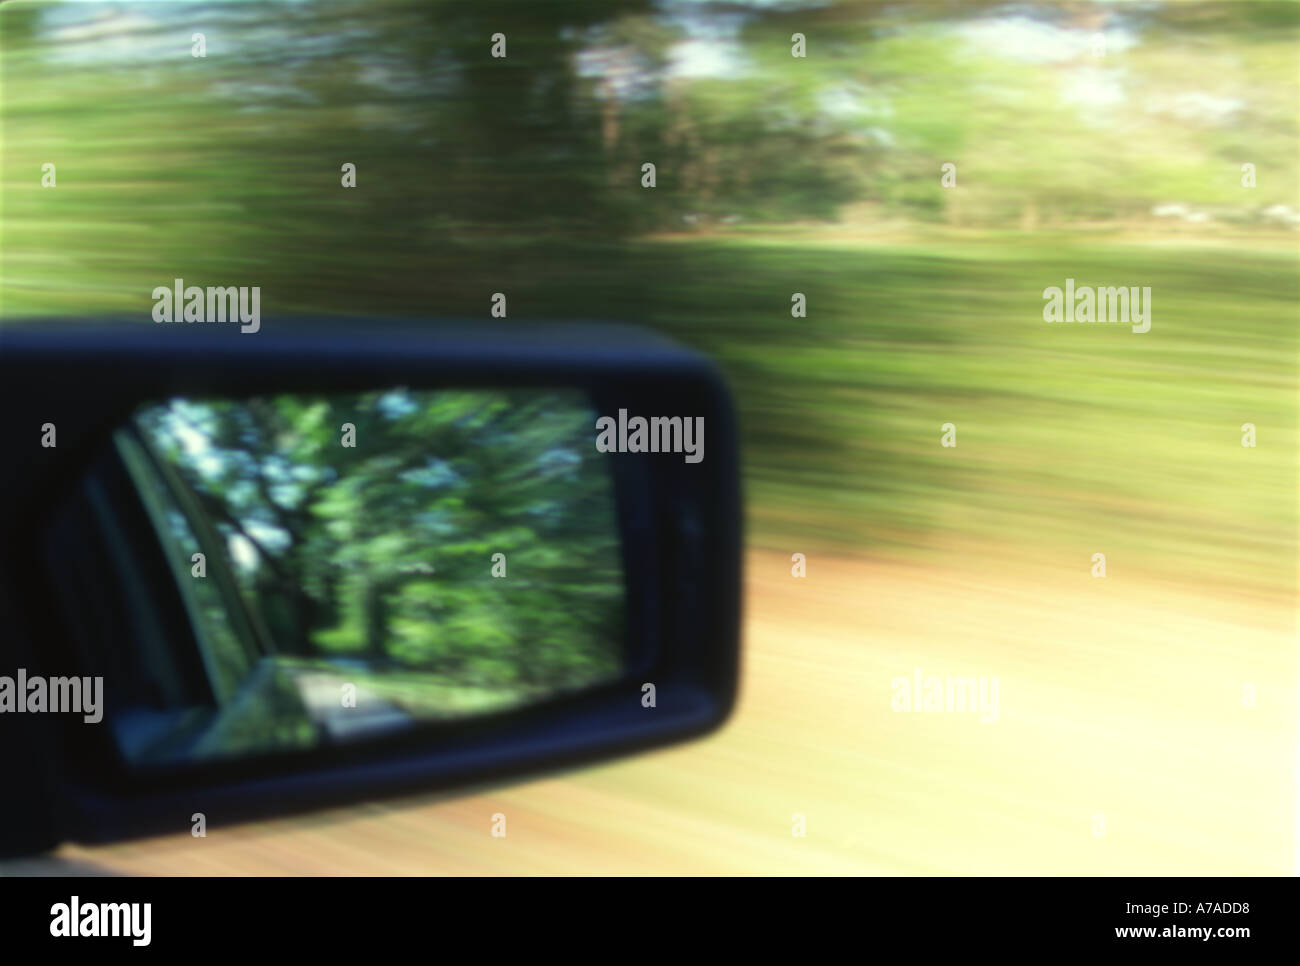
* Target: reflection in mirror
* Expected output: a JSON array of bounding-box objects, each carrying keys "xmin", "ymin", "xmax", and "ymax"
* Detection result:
[{"xmin": 111, "ymin": 388, "xmax": 625, "ymax": 766}]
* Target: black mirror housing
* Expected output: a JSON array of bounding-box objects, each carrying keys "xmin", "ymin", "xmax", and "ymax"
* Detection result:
[{"xmin": 0, "ymin": 318, "xmax": 741, "ymax": 855}]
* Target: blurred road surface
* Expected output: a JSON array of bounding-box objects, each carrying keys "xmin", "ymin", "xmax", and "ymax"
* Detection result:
[{"xmin": 4, "ymin": 548, "xmax": 1293, "ymax": 875}]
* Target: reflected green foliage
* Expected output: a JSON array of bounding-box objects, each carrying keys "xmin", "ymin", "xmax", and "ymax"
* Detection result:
[{"xmin": 126, "ymin": 388, "xmax": 625, "ymax": 762}]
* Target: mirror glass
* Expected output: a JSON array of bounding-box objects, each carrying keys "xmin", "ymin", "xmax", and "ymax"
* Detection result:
[{"xmin": 105, "ymin": 387, "xmax": 625, "ymax": 767}]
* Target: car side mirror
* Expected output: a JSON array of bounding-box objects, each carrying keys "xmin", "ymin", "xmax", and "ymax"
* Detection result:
[{"xmin": 0, "ymin": 319, "xmax": 741, "ymax": 855}]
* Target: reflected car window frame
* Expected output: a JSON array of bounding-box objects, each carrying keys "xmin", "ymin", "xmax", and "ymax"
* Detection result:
[{"xmin": 115, "ymin": 424, "xmax": 269, "ymax": 704}]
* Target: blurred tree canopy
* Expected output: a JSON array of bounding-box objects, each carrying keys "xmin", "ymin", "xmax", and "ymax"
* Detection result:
[
  {"xmin": 136, "ymin": 389, "xmax": 625, "ymax": 696},
  {"xmin": 4, "ymin": 0, "xmax": 1296, "ymax": 568},
  {"xmin": 5, "ymin": 0, "xmax": 1295, "ymax": 307}
]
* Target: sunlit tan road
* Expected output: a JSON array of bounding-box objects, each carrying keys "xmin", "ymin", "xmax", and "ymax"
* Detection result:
[{"xmin": 6, "ymin": 547, "xmax": 1294, "ymax": 875}]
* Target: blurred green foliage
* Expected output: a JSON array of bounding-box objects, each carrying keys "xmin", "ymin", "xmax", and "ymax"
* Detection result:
[
  {"xmin": 3, "ymin": 0, "xmax": 1296, "ymax": 601},
  {"xmin": 136, "ymin": 389, "xmax": 624, "ymax": 695}
]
